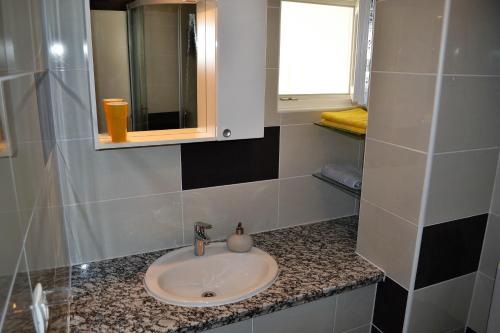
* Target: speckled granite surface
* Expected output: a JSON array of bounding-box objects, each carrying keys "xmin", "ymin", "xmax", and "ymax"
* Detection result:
[{"xmin": 70, "ymin": 216, "xmax": 383, "ymax": 332}]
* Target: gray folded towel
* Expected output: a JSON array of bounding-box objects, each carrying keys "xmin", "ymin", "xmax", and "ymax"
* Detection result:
[{"xmin": 320, "ymin": 164, "xmax": 362, "ymax": 190}]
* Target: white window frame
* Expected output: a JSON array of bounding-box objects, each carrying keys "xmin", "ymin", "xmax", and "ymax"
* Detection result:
[{"xmin": 278, "ymin": 0, "xmax": 372, "ymax": 113}]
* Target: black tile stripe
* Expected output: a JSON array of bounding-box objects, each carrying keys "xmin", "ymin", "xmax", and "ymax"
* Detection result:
[
  {"xmin": 181, "ymin": 127, "xmax": 280, "ymax": 190},
  {"xmin": 465, "ymin": 327, "xmax": 478, "ymax": 333},
  {"xmin": 90, "ymin": 0, "xmax": 130, "ymax": 10},
  {"xmin": 415, "ymin": 214, "xmax": 488, "ymax": 289},
  {"xmin": 373, "ymin": 277, "xmax": 408, "ymax": 333},
  {"xmin": 371, "ymin": 324, "xmax": 383, "ymax": 333}
]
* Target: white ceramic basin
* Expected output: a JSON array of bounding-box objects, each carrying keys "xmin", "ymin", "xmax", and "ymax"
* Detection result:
[{"xmin": 144, "ymin": 242, "xmax": 279, "ymax": 307}]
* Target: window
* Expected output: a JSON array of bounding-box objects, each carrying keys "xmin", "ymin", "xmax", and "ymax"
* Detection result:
[{"xmin": 278, "ymin": 0, "xmax": 372, "ymax": 112}]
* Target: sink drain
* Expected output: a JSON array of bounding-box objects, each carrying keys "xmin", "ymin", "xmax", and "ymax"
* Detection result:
[{"xmin": 201, "ymin": 291, "xmax": 216, "ymax": 298}]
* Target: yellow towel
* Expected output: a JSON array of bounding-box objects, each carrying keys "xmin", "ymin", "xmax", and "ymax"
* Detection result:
[
  {"xmin": 321, "ymin": 108, "xmax": 367, "ymax": 129},
  {"xmin": 319, "ymin": 119, "xmax": 366, "ymax": 135}
]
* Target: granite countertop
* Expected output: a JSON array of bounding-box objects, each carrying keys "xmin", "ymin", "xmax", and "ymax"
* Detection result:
[{"xmin": 70, "ymin": 216, "xmax": 384, "ymax": 332}]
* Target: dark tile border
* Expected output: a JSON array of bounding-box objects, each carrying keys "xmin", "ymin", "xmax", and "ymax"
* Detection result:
[
  {"xmin": 415, "ymin": 214, "xmax": 488, "ymax": 289},
  {"xmin": 181, "ymin": 126, "xmax": 280, "ymax": 190},
  {"xmin": 373, "ymin": 277, "xmax": 408, "ymax": 333}
]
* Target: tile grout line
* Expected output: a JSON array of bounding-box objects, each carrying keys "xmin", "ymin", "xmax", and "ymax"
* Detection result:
[
  {"xmin": 466, "ymin": 272, "xmax": 480, "ymax": 331},
  {"xmin": 361, "ymin": 198, "xmax": 419, "ymax": 228},
  {"xmin": 372, "ymin": 323, "xmax": 383, "ymax": 333},
  {"xmin": 371, "ymin": 70, "xmax": 438, "ymax": 76},
  {"xmin": 372, "ymin": 71, "xmax": 500, "ymax": 78},
  {"xmin": 332, "ymin": 295, "xmax": 338, "ymax": 333},
  {"xmin": 477, "ymin": 270, "xmax": 495, "ymax": 282},
  {"xmin": 442, "ymin": 73, "xmax": 500, "ymax": 78},
  {"xmin": 342, "ymin": 323, "xmax": 372, "ymax": 333},
  {"xmin": 370, "ymin": 282, "xmax": 378, "ymax": 329},
  {"xmin": 434, "ymin": 146, "xmax": 500, "ymax": 156},
  {"xmin": 60, "ymin": 177, "xmax": 295, "ymax": 209},
  {"xmin": 365, "ymin": 137, "xmax": 427, "ymax": 155},
  {"xmin": 402, "ymin": 0, "xmax": 452, "ymax": 331},
  {"xmin": 414, "ymin": 271, "xmax": 476, "ymax": 293}
]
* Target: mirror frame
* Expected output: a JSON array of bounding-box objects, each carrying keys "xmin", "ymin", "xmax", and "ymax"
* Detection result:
[{"xmin": 85, "ymin": 0, "xmax": 217, "ymax": 150}]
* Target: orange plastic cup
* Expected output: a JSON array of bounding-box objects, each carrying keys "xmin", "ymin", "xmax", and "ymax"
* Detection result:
[
  {"xmin": 106, "ymin": 102, "xmax": 128, "ymax": 143},
  {"xmin": 102, "ymin": 98, "xmax": 124, "ymax": 134}
]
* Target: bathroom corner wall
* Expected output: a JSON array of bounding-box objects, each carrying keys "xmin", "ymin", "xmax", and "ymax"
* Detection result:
[
  {"xmin": 48, "ymin": 0, "xmax": 362, "ymax": 265},
  {"xmin": 357, "ymin": 0, "xmax": 445, "ymax": 331},
  {"xmin": 408, "ymin": 0, "xmax": 500, "ymax": 332},
  {"xmin": 0, "ymin": 0, "xmax": 70, "ymax": 331},
  {"xmin": 469, "ymin": 159, "xmax": 500, "ymax": 333},
  {"xmin": 359, "ymin": 0, "xmax": 500, "ymax": 332}
]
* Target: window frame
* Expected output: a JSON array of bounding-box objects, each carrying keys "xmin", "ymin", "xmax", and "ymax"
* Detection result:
[{"xmin": 277, "ymin": 0, "xmax": 371, "ymax": 113}]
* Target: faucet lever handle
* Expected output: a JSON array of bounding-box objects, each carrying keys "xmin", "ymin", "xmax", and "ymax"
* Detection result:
[{"xmin": 194, "ymin": 221, "xmax": 212, "ymax": 230}]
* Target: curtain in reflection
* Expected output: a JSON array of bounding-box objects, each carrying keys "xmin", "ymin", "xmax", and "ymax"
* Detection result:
[
  {"xmin": 180, "ymin": 6, "xmax": 198, "ymax": 128},
  {"xmin": 128, "ymin": 6, "xmax": 149, "ymax": 131}
]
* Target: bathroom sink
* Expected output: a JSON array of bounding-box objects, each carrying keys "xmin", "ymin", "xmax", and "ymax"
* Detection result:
[{"xmin": 144, "ymin": 242, "xmax": 279, "ymax": 307}]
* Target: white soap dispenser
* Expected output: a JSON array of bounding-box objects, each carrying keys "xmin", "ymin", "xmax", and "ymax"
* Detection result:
[{"xmin": 227, "ymin": 222, "xmax": 253, "ymax": 253}]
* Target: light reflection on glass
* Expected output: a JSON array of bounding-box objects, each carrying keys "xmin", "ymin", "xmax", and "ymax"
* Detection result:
[{"xmin": 50, "ymin": 42, "xmax": 65, "ymax": 57}]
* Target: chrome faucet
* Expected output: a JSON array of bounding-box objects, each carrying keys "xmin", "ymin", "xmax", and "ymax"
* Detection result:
[{"xmin": 194, "ymin": 222, "xmax": 212, "ymax": 256}]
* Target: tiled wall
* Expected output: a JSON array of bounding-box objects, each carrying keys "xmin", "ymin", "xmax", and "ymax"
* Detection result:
[
  {"xmin": 50, "ymin": 0, "xmax": 361, "ymax": 265},
  {"xmin": 468, "ymin": 158, "xmax": 500, "ymax": 333},
  {"xmin": 357, "ymin": 0, "xmax": 445, "ymax": 330},
  {"xmin": 358, "ymin": 0, "xmax": 500, "ymax": 332},
  {"xmin": 0, "ymin": 0, "xmax": 70, "ymax": 330},
  {"xmin": 205, "ymin": 285, "xmax": 376, "ymax": 333}
]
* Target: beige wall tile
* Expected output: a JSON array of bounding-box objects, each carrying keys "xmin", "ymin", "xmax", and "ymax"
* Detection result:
[
  {"xmin": 367, "ymin": 72, "xmax": 435, "ymax": 152},
  {"xmin": 280, "ymin": 111, "xmax": 323, "ymax": 125},
  {"xmin": 204, "ymin": 320, "xmax": 252, "ymax": 333},
  {"xmin": 279, "ymin": 176, "xmax": 355, "ymax": 227},
  {"xmin": 491, "ymin": 158, "xmax": 500, "ymax": 215},
  {"xmin": 334, "ymin": 284, "xmax": 376, "ymax": 333},
  {"xmin": 357, "ymin": 200, "xmax": 418, "ymax": 288},
  {"xmin": 407, "ymin": 273, "xmax": 475, "ymax": 333},
  {"xmin": 266, "ymin": 7, "xmax": 280, "ymax": 69},
  {"xmin": 362, "ymin": 139, "xmax": 427, "ymax": 224},
  {"xmin": 479, "ymin": 214, "xmax": 500, "ymax": 279},
  {"xmin": 279, "ymin": 124, "xmax": 359, "ymax": 178},
  {"xmin": 371, "ymin": 0, "xmax": 445, "ymax": 73},
  {"xmin": 265, "ymin": 69, "xmax": 280, "ymax": 126},
  {"xmin": 253, "ymin": 296, "xmax": 336, "ymax": 333},
  {"xmin": 444, "ymin": 0, "xmax": 500, "ymax": 75},
  {"xmin": 267, "ymin": 0, "xmax": 281, "ymax": 8},
  {"xmin": 182, "ymin": 180, "xmax": 279, "ymax": 242},
  {"xmin": 468, "ymin": 273, "xmax": 495, "ymax": 333},
  {"xmin": 425, "ymin": 149, "xmax": 498, "ymax": 226},
  {"xmin": 58, "ymin": 139, "xmax": 182, "ymax": 205},
  {"xmin": 435, "ymin": 76, "xmax": 500, "ymax": 153},
  {"xmin": 65, "ymin": 192, "xmax": 183, "ymax": 264}
]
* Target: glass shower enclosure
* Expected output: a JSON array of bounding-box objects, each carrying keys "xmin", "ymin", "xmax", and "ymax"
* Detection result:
[{"xmin": 127, "ymin": 1, "xmax": 198, "ymax": 131}]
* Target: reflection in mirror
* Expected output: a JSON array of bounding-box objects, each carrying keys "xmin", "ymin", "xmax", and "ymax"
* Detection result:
[
  {"xmin": 91, "ymin": 1, "xmax": 199, "ymax": 134},
  {"xmin": 0, "ymin": 90, "xmax": 14, "ymax": 158}
]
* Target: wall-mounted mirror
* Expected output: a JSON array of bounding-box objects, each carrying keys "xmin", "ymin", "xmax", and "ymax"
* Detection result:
[{"xmin": 88, "ymin": 0, "xmax": 216, "ymax": 149}]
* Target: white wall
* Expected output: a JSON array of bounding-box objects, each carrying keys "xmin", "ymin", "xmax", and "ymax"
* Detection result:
[
  {"xmin": 144, "ymin": 5, "xmax": 180, "ymax": 114},
  {"xmin": 90, "ymin": 10, "xmax": 132, "ymax": 130}
]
